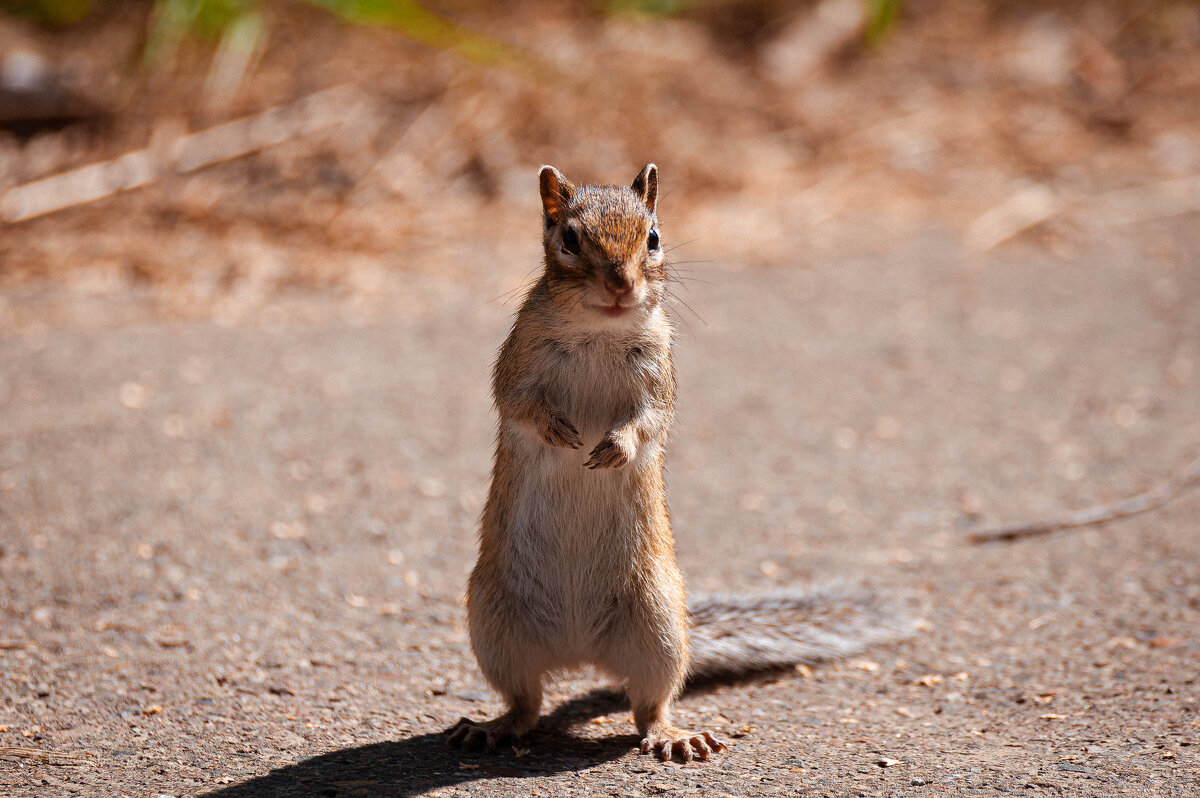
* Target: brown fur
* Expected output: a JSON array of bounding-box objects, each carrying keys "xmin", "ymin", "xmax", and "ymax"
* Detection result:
[{"xmin": 447, "ymin": 164, "xmax": 723, "ymax": 762}]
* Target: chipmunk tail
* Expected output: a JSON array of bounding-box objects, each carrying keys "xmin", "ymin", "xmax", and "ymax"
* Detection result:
[{"xmin": 685, "ymin": 583, "xmax": 911, "ymax": 680}]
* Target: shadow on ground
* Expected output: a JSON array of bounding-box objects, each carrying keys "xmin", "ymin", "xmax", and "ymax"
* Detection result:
[
  {"xmin": 200, "ymin": 670, "xmax": 810, "ymax": 797},
  {"xmin": 200, "ymin": 690, "xmax": 636, "ymax": 798}
]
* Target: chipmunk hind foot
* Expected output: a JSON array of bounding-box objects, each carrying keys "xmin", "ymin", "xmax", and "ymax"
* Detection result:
[
  {"xmin": 638, "ymin": 722, "xmax": 726, "ymax": 762},
  {"xmin": 445, "ymin": 711, "xmax": 536, "ymax": 753}
]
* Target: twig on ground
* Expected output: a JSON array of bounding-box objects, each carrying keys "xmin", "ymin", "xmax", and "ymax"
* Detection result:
[
  {"xmin": 0, "ymin": 746, "xmax": 95, "ymax": 766},
  {"xmin": 968, "ymin": 454, "xmax": 1200, "ymax": 544}
]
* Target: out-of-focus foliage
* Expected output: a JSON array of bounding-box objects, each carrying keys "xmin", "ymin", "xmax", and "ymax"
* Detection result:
[
  {"xmin": 4, "ymin": 0, "xmax": 94, "ymax": 25},
  {"xmin": 604, "ymin": 0, "xmax": 696, "ymax": 15},
  {"xmin": 605, "ymin": 0, "xmax": 902, "ymax": 43},
  {"xmin": 303, "ymin": 0, "xmax": 534, "ymax": 68},
  {"xmin": 9, "ymin": 0, "xmax": 905, "ymax": 50},
  {"xmin": 8, "ymin": 0, "xmax": 533, "ymax": 70},
  {"xmin": 145, "ymin": 0, "xmax": 259, "ymax": 66},
  {"xmin": 863, "ymin": 0, "xmax": 900, "ymax": 44}
]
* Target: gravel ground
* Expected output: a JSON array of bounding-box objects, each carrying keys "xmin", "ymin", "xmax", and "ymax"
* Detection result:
[{"xmin": 2, "ymin": 222, "xmax": 1199, "ymax": 796}]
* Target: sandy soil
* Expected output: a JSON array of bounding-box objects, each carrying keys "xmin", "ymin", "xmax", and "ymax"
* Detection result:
[{"xmin": 3, "ymin": 218, "xmax": 1199, "ymax": 796}]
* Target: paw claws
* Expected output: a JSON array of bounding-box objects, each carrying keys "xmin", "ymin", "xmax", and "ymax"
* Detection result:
[
  {"xmin": 585, "ymin": 438, "xmax": 629, "ymax": 470},
  {"xmin": 445, "ymin": 718, "xmax": 520, "ymax": 754},
  {"xmin": 639, "ymin": 728, "xmax": 725, "ymax": 763},
  {"xmin": 543, "ymin": 413, "xmax": 582, "ymax": 449}
]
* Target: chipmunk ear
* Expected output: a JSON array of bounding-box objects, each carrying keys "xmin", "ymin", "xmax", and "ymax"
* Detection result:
[
  {"xmin": 631, "ymin": 163, "xmax": 658, "ymax": 214},
  {"xmin": 538, "ymin": 165, "xmax": 575, "ymax": 227}
]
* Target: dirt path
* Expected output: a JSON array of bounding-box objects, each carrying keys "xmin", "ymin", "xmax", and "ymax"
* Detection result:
[{"xmin": 2, "ymin": 223, "xmax": 1198, "ymax": 796}]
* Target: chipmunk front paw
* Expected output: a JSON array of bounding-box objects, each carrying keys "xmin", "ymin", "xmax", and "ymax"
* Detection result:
[
  {"xmin": 639, "ymin": 724, "xmax": 725, "ymax": 763},
  {"xmin": 585, "ymin": 432, "xmax": 633, "ymax": 469},
  {"xmin": 540, "ymin": 412, "xmax": 582, "ymax": 449}
]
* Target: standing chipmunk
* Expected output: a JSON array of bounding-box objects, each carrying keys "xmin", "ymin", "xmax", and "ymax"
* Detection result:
[{"xmin": 447, "ymin": 164, "xmax": 904, "ymax": 762}]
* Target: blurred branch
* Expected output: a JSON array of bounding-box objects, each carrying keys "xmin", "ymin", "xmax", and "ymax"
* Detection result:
[
  {"xmin": 967, "ymin": 174, "xmax": 1200, "ymax": 250},
  {"xmin": 0, "ymin": 83, "xmax": 366, "ymax": 222},
  {"xmin": 965, "ymin": 184, "xmax": 1061, "ymax": 251}
]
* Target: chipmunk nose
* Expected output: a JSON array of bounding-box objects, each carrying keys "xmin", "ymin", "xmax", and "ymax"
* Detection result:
[{"xmin": 604, "ymin": 270, "xmax": 634, "ymax": 301}]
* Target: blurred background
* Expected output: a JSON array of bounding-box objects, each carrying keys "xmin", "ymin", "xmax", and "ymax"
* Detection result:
[
  {"xmin": 2, "ymin": 3, "xmax": 1200, "ymax": 794},
  {"xmin": 1, "ymin": 0, "xmax": 1198, "ymax": 305}
]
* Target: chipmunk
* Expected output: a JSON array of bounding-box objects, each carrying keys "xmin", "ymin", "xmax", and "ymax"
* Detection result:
[{"xmin": 447, "ymin": 164, "xmax": 903, "ymax": 763}]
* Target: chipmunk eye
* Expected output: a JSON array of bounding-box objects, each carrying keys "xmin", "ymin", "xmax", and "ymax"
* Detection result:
[
  {"xmin": 647, "ymin": 228, "xmax": 660, "ymax": 252},
  {"xmin": 561, "ymin": 227, "xmax": 581, "ymax": 256}
]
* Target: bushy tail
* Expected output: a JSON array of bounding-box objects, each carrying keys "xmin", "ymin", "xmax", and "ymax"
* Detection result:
[{"xmin": 685, "ymin": 583, "xmax": 909, "ymax": 679}]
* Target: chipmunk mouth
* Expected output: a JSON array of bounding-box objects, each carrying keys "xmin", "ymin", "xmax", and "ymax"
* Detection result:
[{"xmin": 584, "ymin": 301, "xmax": 636, "ymax": 319}]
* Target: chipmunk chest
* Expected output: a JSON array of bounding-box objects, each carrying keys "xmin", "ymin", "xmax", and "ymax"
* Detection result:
[{"xmin": 547, "ymin": 342, "xmax": 640, "ymax": 433}]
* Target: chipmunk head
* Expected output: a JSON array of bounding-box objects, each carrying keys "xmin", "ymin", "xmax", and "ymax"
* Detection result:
[{"xmin": 538, "ymin": 163, "xmax": 666, "ymax": 327}]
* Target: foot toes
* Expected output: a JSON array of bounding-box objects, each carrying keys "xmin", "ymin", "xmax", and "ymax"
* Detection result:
[
  {"xmin": 465, "ymin": 727, "xmax": 489, "ymax": 752},
  {"xmin": 690, "ymin": 736, "xmax": 711, "ymax": 759},
  {"xmin": 490, "ymin": 729, "xmax": 515, "ymax": 753}
]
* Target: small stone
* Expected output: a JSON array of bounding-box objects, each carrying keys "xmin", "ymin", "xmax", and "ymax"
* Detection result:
[
  {"xmin": 120, "ymin": 382, "xmax": 147, "ymax": 409},
  {"xmin": 874, "ymin": 415, "xmax": 902, "ymax": 440},
  {"xmin": 418, "ymin": 478, "xmax": 445, "ymax": 497},
  {"xmin": 833, "ymin": 427, "xmax": 857, "ymax": 450},
  {"xmin": 740, "ymin": 492, "xmax": 767, "ymax": 512},
  {"xmin": 455, "ymin": 692, "xmax": 488, "ymax": 702},
  {"xmin": 162, "ymin": 415, "xmax": 186, "ymax": 438},
  {"xmin": 1057, "ymin": 763, "xmax": 1091, "ymax": 773}
]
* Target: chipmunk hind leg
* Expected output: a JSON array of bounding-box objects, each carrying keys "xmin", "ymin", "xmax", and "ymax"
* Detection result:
[
  {"xmin": 626, "ymin": 678, "xmax": 726, "ymax": 763},
  {"xmin": 447, "ymin": 643, "xmax": 544, "ymax": 752},
  {"xmin": 449, "ymin": 591, "xmax": 548, "ymax": 752},
  {"xmin": 599, "ymin": 595, "xmax": 726, "ymax": 763}
]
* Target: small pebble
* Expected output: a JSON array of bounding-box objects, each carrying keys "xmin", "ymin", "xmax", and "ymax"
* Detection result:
[{"xmin": 1057, "ymin": 763, "xmax": 1091, "ymax": 773}]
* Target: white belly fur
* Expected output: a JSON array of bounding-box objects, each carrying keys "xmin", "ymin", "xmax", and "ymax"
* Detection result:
[{"xmin": 498, "ymin": 333, "xmax": 663, "ymax": 668}]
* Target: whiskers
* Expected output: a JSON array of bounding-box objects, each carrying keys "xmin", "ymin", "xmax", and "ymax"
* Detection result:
[
  {"xmin": 662, "ymin": 241, "xmax": 709, "ymax": 332},
  {"xmin": 546, "ymin": 277, "xmax": 590, "ymax": 315},
  {"xmin": 489, "ymin": 265, "xmax": 542, "ymax": 306}
]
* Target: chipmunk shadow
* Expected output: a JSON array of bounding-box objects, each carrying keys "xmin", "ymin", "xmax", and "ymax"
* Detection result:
[{"xmin": 199, "ymin": 689, "xmax": 635, "ymax": 798}]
